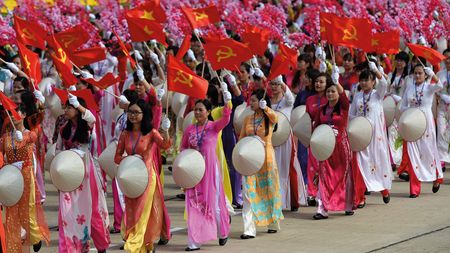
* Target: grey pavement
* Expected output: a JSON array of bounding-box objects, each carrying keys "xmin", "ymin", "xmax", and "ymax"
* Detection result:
[{"xmin": 36, "ymin": 163, "xmax": 450, "ymax": 253}]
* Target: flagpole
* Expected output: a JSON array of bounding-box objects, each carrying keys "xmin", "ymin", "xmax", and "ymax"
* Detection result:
[
  {"xmin": 103, "ymin": 88, "xmax": 121, "ymax": 99},
  {"xmin": 5, "ymin": 109, "xmax": 17, "ymax": 132}
]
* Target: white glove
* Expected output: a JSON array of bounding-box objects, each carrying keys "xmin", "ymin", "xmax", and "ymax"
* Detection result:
[
  {"xmin": 220, "ymin": 82, "xmax": 228, "ymax": 92},
  {"xmin": 80, "ymin": 70, "xmax": 93, "ymax": 79},
  {"xmin": 186, "ymin": 49, "xmax": 196, "ymax": 61},
  {"xmin": 119, "ymin": 95, "xmax": 129, "ymax": 105},
  {"xmin": 331, "ymin": 64, "xmax": 340, "ymax": 84},
  {"xmin": 68, "ymin": 94, "xmax": 80, "ymax": 108},
  {"xmin": 68, "ymin": 85, "xmax": 77, "ymax": 91},
  {"xmin": 368, "ymin": 61, "xmax": 377, "ymax": 72},
  {"xmin": 254, "ymin": 68, "xmax": 264, "ymax": 78},
  {"xmin": 14, "ymin": 130, "xmax": 23, "ymax": 142},
  {"xmin": 424, "ymin": 67, "xmax": 435, "ymax": 77},
  {"xmin": 33, "ymin": 90, "xmax": 45, "ymax": 103},
  {"xmin": 226, "ymin": 74, "xmax": 237, "ymax": 87},
  {"xmin": 332, "ymin": 128, "xmax": 339, "ymax": 136},
  {"xmin": 251, "ymin": 56, "xmax": 259, "ymax": 67},
  {"xmin": 315, "ymin": 46, "xmax": 325, "ymax": 61},
  {"xmin": 378, "ymin": 65, "xmax": 385, "ymax": 75},
  {"xmin": 332, "ymin": 64, "xmax": 340, "ymax": 75},
  {"xmin": 150, "ymin": 40, "xmax": 157, "ymax": 47},
  {"xmin": 136, "ymin": 68, "xmax": 145, "ymax": 81},
  {"xmin": 1, "ymin": 68, "xmax": 14, "ymax": 78},
  {"xmin": 259, "ymin": 100, "xmax": 267, "ymax": 110},
  {"xmin": 156, "ymin": 88, "xmax": 165, "ymax": 101},
  {"xmin": 161, "ymin": 116, "xmax": 171, "ymax": 131},
  {"xmin": 6, "ymin": 62, "xmax": 19, "ymax": 73},
  {"xmin": 319, "ymin": 61, "xmax": 327, "ymax": 73},
  {"xmin": 134, "ymin": 50, "xmax": 143, "ymax": 61},
  {"xmin": 223, "ymin": 91, "xmax": 232, "ymax": 103},
  {"xmin": 89, "ymin": 13, "xmax": 96, "ymax": 20},
  {"xmin": 249, "ymin": 67, "xmax": 255, "ymax": 76},
  {"xmin": 149, "ymin": 52, "xmax": 160, "ymax": 65}
]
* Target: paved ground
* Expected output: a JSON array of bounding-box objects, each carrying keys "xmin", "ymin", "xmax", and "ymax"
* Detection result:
[{"xmin": 35, "ymin": 162, "xmax": 450, "ymax": 253}]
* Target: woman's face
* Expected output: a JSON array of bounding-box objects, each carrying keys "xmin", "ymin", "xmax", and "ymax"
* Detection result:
[
  {"xmin": 12, "ymin": 57, "xmax": 22, "ymax": 70},
  {"xmin": 413, "ymin": 66, "xmax": 426, "ymax": 84},
  {"xmin": 127, "ymin": 104, "xmax": 143, "ymax": 125},
  {"xmin": 134, "ymin": 82, "xmax": 145, "ymax": 97},
  {"xmin": 326, "ymin": 85, "xmax": 339, "ymax": 102},
  {"xmin": 64, "ymin": 104, "xmax": 79, "ymax": 120},
  {"xmin": 194, "ymin": 102, "xmax": 209, "ymax": 123},
  {"xmin": 13, "ymin": 81, "xmax": 25, "ymax": 94},
  {"xmin": 395, "ymin": 59, "xmax": 406, "ymax": 70},
  {"xmin": 250, "ymin": 95, "xmax": 260, "ymax": 111},
  {"xmin": 359, "ymin": 77, "xmax": 375, "ymax": 92},
  {"xmin": 13, "ymin": 93, "xmax": 22, "ymax": 104},
  {"xmin": 184, "ymin": 57, "xmax": 196, "ymax": 70},
  {"xmin": 76, "ymin": 81, "xmax": 88, "ymax": 91},
  {"xmin": 239, "ymin": 66, "xmax": 250, "ymax": 83},
  {"xmin": 343, "ymin": 58, "xmax": 355, "ymax": 72},
  {"xmin": 315, "ymin": 76, "xmax": 327, "ymax": 93},
  {"xmin": 270, "ymin": 82, "xmax": 282, "ymax": 95},
  {"xmin": 297, "ymin": 60, "xmax": 308, "ymax": 71},
  {"xmin": 301, "ymin": 75, "xmax": 312, "ymax": 89}
]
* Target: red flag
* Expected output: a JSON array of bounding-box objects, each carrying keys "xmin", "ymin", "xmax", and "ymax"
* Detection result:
[
  {"xmin": 55, "ymin": 25, "xmax": 90, "ymax": 52},
  {"xmin": 82, "ymin": 72, "xmax": 119, "ymax": 90},
  {"xmin": 112, "ymin": 30, "xmax": 136, "ymax": 69},
  {"xmin": 16, "ymin": 41, "xmax": 41, "ymax": 87},
  {"xmin": 406, "ymin": 43, "xmax": 446, "ymax": 66},
  {"xmin": 182, "ymin": 5, "xmax": 221, "ymax": 29},
  {"xmin": 330, "ymin": 16, "xmax": 372, "ymax": 51},
  {"xmin": 203, "ymin": 38, "xmax": 253, "ymax": 70},
  {"xmin": 125, "ymin": 0, "xmax": 166, "ymax": 23},
  {"xmin": 0, "ymin": 91, "xmax": 20, "ymax": 120},
  {"xmin": 68, "ymin": 47, "xmax": 107, "ymax": 67},
  {"xmin": 13, "ymin": 15, "xmax": 47, "ymax": 49},
  {"xmin": 53, "ymin": 88, "xmax": 100, "ymax": 112},
  {"xmin": 125, "ymin": 16, "xmax": 167, "ymax": 46},
  {"xmin": 240, "ymin": 24, "xmax": 270, "ymax": 56},
  {"xmin": 320, "ymin": 12, "xmax": 336, "ymax": 42},
  {"xmin": 167, "ymin": 55, "xmax": 208, "ymax": 99},
  {"xmin": 369, "ymin": 30, "xmax": 400, "ymax": 55},
  {"xmin": 267, "ymin": 44, "xmax": 299, "ymax": 81},
  {"xmin": 176, "ymin": 34, "xmax": 192, "ymax": 61},
  {"xmin": 52, "ymin": 54, "xmax": 78, "ymax": 87}
]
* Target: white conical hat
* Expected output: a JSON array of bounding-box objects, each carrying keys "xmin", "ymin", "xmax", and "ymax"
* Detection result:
[
  {"xmin": 272, "ymin": 111, "xmax": 291, "ymax": 147},
  {"xmin": 293, "ymin": 112, "xmax": 312, "ymax": 147},
  {"xmin": 117, "ymin": 155, "xmax": 149, "ymax": 198},
  {"xmin": 50, "ymin": 150, "xmax": 85, "ymax": 192},
  {"xmin": 171, "ymin": 92, "xmax": 188, "ymax": 116},
  {"xmin": 182, "ymin": 111, "xmax": 196, "ymax": 132},
  {"xmin": 310, "ymin": 124, "xmax": 336, "ymax": 161},
  {"xmin": 290, "ymin": 105, "xmax": 306, "ymax": 127},
  {"xmin": 44, "ymin": 143, "xmax": 56, "ymax": 171},
  {"xmin": 173, "ymin": 149, "xmax": 205, "ymax": 188},
  {"xmin": 394, "ymin": 100, "xmax": 402, "ymax": 122},
  {"xmin": 98, "ymin": 141, "xmax": 119, "ymax": 179},
  {"xmin": 234, "ymin": 104, "xmax": 253, "ymax": 134},
  {"xmin": 232, "ymin": 136, "xmax": 265, "ymax": 176},
  {"xmin": 398, "ymin": 108, "xmax": 427, "ymax": 142},
  {"xmin": 233, "ymin": 102, "xmax": 247, "ymax": 132},
  {"xmin": 383, "ymin": 95, "xmax": 396, "ymax": 127},
  {"xmin": 48, "ymin": 93, "xmax": 64, "ymax": 118},
  {"xmin": 347, "ymin": 116, "xmax": 373, "ymax": 152},
  {"xmin": 38, "ymin": 77, "xmax": 55, "ymax": 95},
  {"xmin": 111, "ymin": 105, "xmax": 124, "ymax": 123},
  {"xmin": 0, "ymin": 164, "xmax": 24, "ymax": 207}
]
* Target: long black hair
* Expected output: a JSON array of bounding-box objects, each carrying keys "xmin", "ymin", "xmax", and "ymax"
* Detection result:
[
  {"xmin": 61, "ymin": 98, "xmax": 90, "ymax": 144},
  {"xmin": 251, "ymin": 88, "xmax": 275, "ymax": 136},
  {"xmin": 125, "ymin": 99, "xmax": 153, "ymax": 135},
  {"xmin": 322, "ymin": 74, "xmax": 342, "ymax": 116},
  {"xmin": 19, "ymin": 90, "xmax": 38, "ymax": 130},
  {"xmin": 390, "ymin": 51, "xmax": 410, "ymax": 85}
]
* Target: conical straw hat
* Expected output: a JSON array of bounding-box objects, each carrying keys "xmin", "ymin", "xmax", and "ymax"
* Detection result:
[
  {"xmin": 44, "ymin": 143, "xmax": 56, "ymax": 171},
  {"xmin": 293, "ymin": 112, "xmax": 312, "ymax": 147},
  {"xmin": 347, "ymin": 116, "xmax": 373, "ymax": 152},
  {"xmin": 398, "ymin": 108, "xmax": 427, "ymax": 142},
  {"xmin": 232, "ymin": 136, "xmax": 265, "ymax": 176},
  {"xmin": 383, "ymin": 95, "xmax": 396, "ymax": 127},
  {"xmin": 310, "ymin": 124, "xmax": 336, "ymax": 161},
  {"xmin": 48, "ymin": 93, "xmax": 64, "ymax": 118},
  {"xmin": 0, "ymin": 164, "xmax": 24, "ymax": 207},
  {"xmin": 182, "ymin": 111, "xmax": 196, "ymax": 132},
  {"xmin": 233, "ymin": 102, "xmax": 247, "ymax": 132},
  {"xmin": 117, "ymin": 155, "xmax": 149, "ymax": 198},
  {"xmin": 290, "ymin": 105, "xmax": 306, "ymax": 127},
  {"xmin": 173, "ymin": 149, "xmax": 205, "ymax": 188},
  {"xmin": 50, "ymin": 150, "xmax": 85, "ymax": 192},
  {"xmin": 272, "ymin": 111, "xmax": 291, "ymax": 147},
  {"xmin": 234, "ymin": 104, "xmax": 253, "ymax": 134},
  {"xmin": 171, "ymin": 92, "xmax": 188, "ymax": 116},
  {"xmin": 98, "ymin": 141, "xmax": 119, "ymax": 179}
]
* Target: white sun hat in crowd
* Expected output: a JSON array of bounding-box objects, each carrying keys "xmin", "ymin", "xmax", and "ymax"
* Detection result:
[
  {"xmin": 0, "ymin": 164, "xmax": 24, "ymax": 207},
  {"xmin": 272, "ymin": 111, "xmax": 291, "ymax": 147},
  {"xmin": 291, "ymin": 106, "xmax": 312, "ymax": 147},
  {"xmin": 398, "ymin": 108, "xmax": 427, "ymax": 142},
  {"xmin": 182, "ymin": 111, "xmax": 196, "ymax": 132},
  {"xmin": 232, "ymin": 136, "xmax": 266, "ymax": 176},
  {"xmin": 98, "ymin": 141, "xmax": 119, "ymax": 179},
  {"xmin": 383, "ymin": 95, "xmax": 396, "ymax": 127}
]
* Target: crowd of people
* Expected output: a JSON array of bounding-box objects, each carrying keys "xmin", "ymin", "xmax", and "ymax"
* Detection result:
[{"xmin": 0, "ymin": 1, "xmax": 449, "ymax": 253}]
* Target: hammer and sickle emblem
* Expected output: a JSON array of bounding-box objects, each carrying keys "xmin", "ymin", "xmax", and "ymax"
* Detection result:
[
  {"xmin": 216, "ymin": 46, "xmax": 236, "ymax": 62},
  {"xmin": 21, "ymin": 28, "xmax": 35, "ymax": 40},
  {"xmin": 143, "ymin": 10, "xmax": 155, "ymax": 20},
  {"xmin": 371, "ymin": 39, "xmax": 379, "ymax": 46},
  {"xmin": 57, "ymin": 48, "xmax": 67, "ymax": 63},
  {"xmin": 173, "ymin": 71, "xmax": 193, "ymax": 87},
  {"xmin": 144, "ymin": 26, "xmax": 154, "ymax": 35},
  {"xmin": 24, "ymin": 55, "xmax": 31, "ymax": 71},
  {"xmin": 342, "ymin": 25, "xmax": 357, "ymax": 41},
  {"xmin": 193, "ymin": 11, "xmax": 209, "ymax": 21},
  {"xmin": 60, "ymin": 35, "xmax": 77, "ymax": 49}
]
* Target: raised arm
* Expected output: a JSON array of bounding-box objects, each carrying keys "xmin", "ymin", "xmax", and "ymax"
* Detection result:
[
  {"xmin": 212, "ymin": 102, "xmax": 232, "ymax": 132},
  {"xmin": 114, "ymin": 132, "xmax": 126, "ymax": 165}
]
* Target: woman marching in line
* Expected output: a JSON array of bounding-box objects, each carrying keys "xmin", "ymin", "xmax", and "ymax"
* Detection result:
[
  {"xmin": 0, "ymin": 104, "xmax": 50, "ymax": 252},
  {"xmin": 349, "ymin": 62, "xmax": 392, "ymax": 208},
  {"xmin": 114, "ymin": 99, "xmax": 171, "ymax": 253},
  {"xmin": 239, "ymin": 88, "xmax": 283, "ymax": 239},
  {"xmin": 436, "ymin": 49, "xmax": 450, "ymax": 172},
  {"xmin": 312, "ymin": 68, "xmax": 355, "ymax": 220},
  {"xmin": 56, "ymin": 95, "xmax": 110, "ymax": 252},
  {"xmin": 398, "ymin": 64, "xmax": 444, "ymax": 198},
  {"xmin": 180, "ymin": 88, "xmax": 233, "ymax": 251}
]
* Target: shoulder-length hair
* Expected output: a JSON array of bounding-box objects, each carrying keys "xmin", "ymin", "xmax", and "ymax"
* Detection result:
[
  {"xmin": 125, "ymin": 99, "xmax": 153, "ymax": 135},
  {"xmin": 61, "ymin": 98, "xmax": 90, "ymax": 144}
]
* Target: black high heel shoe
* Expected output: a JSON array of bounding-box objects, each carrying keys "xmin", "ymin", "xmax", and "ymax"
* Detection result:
[
  {"xmin": 185, "ymin": 247, "xmax": 200, "ymax": 251},
  {"xmin": 33, "ymin": 241, "xmax": 42, "ymax": 252},
  {"xmin": 240, "ymin": 234, "xmax": 255, "ymax": 239},
  {"xmin": 219, "ymin": 237, "xmax": 228, "ymax": 246}
]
